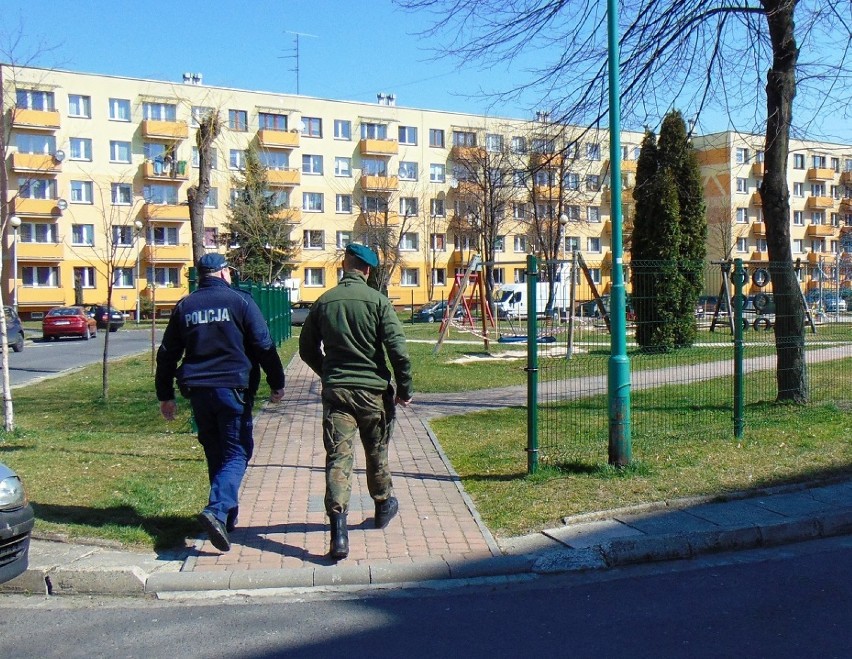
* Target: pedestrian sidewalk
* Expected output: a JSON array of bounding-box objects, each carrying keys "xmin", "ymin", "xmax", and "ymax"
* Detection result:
[{"xmin": 5, "ymin": 355, "xmax": 852, "ymax": 596}]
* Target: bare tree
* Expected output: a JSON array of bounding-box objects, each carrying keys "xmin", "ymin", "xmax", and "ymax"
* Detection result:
[
  {"xmin": 397, "ymin": 0, "xmax": 852, "ymax": 402},
  {"xmin": 187, "ymin": 111, "xmax": 222, "ymax": 265}
]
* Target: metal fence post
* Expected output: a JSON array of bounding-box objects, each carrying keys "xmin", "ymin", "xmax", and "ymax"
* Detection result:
[
  {"xmin": 733, "ymin": 258, "xmax": 746, "ymax": 438},
  {"xmin": 526, "ymin": 254, "xmax": 539, "ymax": 474}
]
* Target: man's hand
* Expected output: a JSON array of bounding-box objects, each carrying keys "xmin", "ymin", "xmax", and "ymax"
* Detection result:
[
  {"xmin": 160, "ymin": 399, "xmax": 177, "ymax": 421},
  {"xmin": 270, "ymin": 388, "xmax": 285, "ymax": 403},
  {"xmin": 395, "ymin": 396, "xmax": 412, "ymax": 408}
]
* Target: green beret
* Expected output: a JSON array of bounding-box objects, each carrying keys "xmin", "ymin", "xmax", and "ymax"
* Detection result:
[{"xmin": 345, "ymin": 243, "xmax": 379, "ymax": 268}]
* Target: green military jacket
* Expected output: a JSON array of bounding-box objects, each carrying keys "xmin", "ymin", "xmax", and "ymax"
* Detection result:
[{"xmin": 298, "ymin": 271, "xmax": 413, "ymax": 400}]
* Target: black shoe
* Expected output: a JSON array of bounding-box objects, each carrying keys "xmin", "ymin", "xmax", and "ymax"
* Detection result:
[
  {"xmin": 226, "ymin": 507, "xmax": 239, "ymax": 533},
  {"xmin": 329, "ymin": 513, "xmax": 349, "ymax": 560},
  {"xmin": 374, "ymin": 496, "xmax": 399, "ymax": 529},
  {"xmin": 198, "ymin": 510, "xmax": 231, "ymax": 552}
]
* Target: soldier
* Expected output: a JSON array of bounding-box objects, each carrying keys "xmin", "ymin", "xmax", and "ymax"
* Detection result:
[
  {"xmin": 155, "ymin": 253, "xmax": 285, "ymax": 552},
  {"xmin": 299, "ymin": 243, "xmax": 413, "ymax": 560}
]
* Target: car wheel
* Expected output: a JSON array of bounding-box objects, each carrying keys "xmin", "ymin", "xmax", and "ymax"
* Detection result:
[
  {"xmin": 83, "ymin": 327, "xmax": 91, "ymax": 341},
  {"xmin": 12, "ymin": 332, "xmax": 24, "ymax": 353},
  {"xmin": 109, "ymin": 326, "xmax": 119, "ymax": 332},
  {"xmin": 427, "ymin": 315, "xmax": 436, "ymax": 323}
]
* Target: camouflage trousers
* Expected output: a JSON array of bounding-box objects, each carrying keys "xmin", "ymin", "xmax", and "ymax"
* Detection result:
[{"xmin": 321, "ymin": 386, "xmax": 396, "ymax": 515}]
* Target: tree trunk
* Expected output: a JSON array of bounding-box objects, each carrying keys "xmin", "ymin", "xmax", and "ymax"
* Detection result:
[
  {"xmin": 188, "ymin": 113, "xmax": 221, "ymax": 265},
  {"xmin": 761, "ymin": 0, "xmax": 807, "ymax": 403}
]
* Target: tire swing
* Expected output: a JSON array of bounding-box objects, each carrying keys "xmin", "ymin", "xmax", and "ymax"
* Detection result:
[
  {"xmin": 753, "ymin": 316, "xmax": 772, "ymax": 331},
  {"xmin": 752, "ymin": 291, "xmax": 772, "ymax": 330}
]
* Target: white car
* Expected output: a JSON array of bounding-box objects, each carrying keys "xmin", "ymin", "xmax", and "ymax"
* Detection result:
[{"xmin": 0, "ymin": 461, "xmax": 35, "ymax": 584}]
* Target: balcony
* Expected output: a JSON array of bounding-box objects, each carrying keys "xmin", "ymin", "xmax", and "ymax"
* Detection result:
[
  {"xmin": 360, "ymin": 175, "xmax": 398, "ymax": 192},
  {"xmin": 806, "ymin": 224, "xmax": 835, "ymax": 238},
  {"xmin": 12, "ymin": 198, "xmax": 62, "ymax": 217},
  {"xmin": 257, "ymin": 129, "xmax": 300, "ymax": 149},
  {"xmin": 267, "ymin": 168, "xmax": 301, "ymax": 187},
  {"xmin": 807, "ymin": 251, "xmax": 827, "ymax": 264},
  {"xmin": 751, "ymin": 162, "xmax": 764, "ymax": 177},
  {"xmin": 358, "ymin": 211, "xmax": 400, "ymax": 226},
  {"xmin": 751, "ymin": 191, "xmax": 762, "ymax": 206},
  {"xmin": 11, "ymin": 108, "xmax": 61, "ymax": 131},
  {"xmin": 142, "ymin": 202, "xmax": 190, "ymax": 220},
  {"xmin": 142, "ymin": 160, "xmax": 189, "ymax": 181},
  {"xmin": 752, "ymin": 222, "xmax": 766, "ymax": 236},
  {"xmin": 141, "ymin": 243, "xmax": 192, "ymax": 263},
  {"xmin": 16, "ymin": 241, "xmax": 64, "ymax": 260},
  {"xmin": 272, "ymin": 208, "xmax": 302, "ymax": 224},
  {"xmin": 141, "ymin": 119, "xmax": 189, "ymax": 140},
  {"xmin": 530, "ymin": 153, "xmax": 563, "ymax": 168},
  {"xmin": 841, "ymin": 171, "xmax": 852, "ymax": 185},
  {"xmin": 750, "ymin": 251, "xmax": 769, "ymax": 262},
  {"xmin": 17, "ymin": 288, "xmax": 66, "ymax": 309},
  {"xmin": 806, "ymin": 167, "xmax": 834, "ymax": 181},
  {"xmin": 141, "ymin": 284, "xmax": 187, "ymax": 305},
  {"xmin": 621, "ymin": 160, "xmax": 638, "ymax": 174},
  {"xmin": 806, "ymin": 196, "xmax": 834, "ymax": 210},
  {"xmin": 9, "ymin": 153, "xmax": 62, "ymax": 174},
  {"xmin": 450, "ymin": 145, "xmax": 485, "ymax": 162},
  {"xmin": 359, "ymin": 138, "xmax": 398, "ymax": 157},
  {"xmin": 532, "ymin": 185, "xmax": 558, "ymax": 200}
]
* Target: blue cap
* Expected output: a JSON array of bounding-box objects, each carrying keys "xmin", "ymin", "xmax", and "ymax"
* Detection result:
[
  {"xmin": 345, "ymin": 243, "xmax": 379, "ymax": 268},
  {"xmin": 198, "ymin": 253, "xmax": 228, "ymax": 273}
]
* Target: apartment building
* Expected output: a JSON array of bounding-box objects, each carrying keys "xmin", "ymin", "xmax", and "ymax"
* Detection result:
[{"xmin": 3, "ymin": 64, "xmax": 850, "ymax": 319}]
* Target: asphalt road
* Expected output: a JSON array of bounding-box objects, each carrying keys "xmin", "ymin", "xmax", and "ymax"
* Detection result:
[
  {"xmin": 5, "ymin": 326, "xmax": 163, "ymax": 388},
  {"xmin": 0, "ymin": 535, "xmax": 849, "ymax": 658}
]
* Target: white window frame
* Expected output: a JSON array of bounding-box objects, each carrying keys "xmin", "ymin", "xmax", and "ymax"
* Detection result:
[
  {"xmin": 398, "ymin": 126, "xmax": 417, "ymax": 145},
  {"xmin": 303, "ymin": 230, "xmax": 324, "ymax": 249},
  {"xmin": 587, "ymin": 237, "xmax": 601, "ymax": 253},
  {"xmin": 400, "ymin": 232, "xmax": 419, "ymax": 251},
  {"xmin": 399, "ymin": 161, "xmax": 418, "ymax": 181},
  {"xmin": 336, "ymin": 194, "xmax": 353, "ymax": 213},
  {"xmin": 70, "ymin": 180, "xmax": 93, "ymax": 204},
  {"xmin": 430, "ymin": 163, "xmax": 446, "ymax": 183},
  {"xmin": 68, "ymin": 94, "xmax": 91, "ymax": 118},
  {"xmin": 334, "ymin": 119, "xmax": 351, "ymax": 140},
  {"xmin": 72, "ymin": 224, "xmax": 95, "ymax": 246},
  {"xmin": 304, "ymin": 267, "xmax": 325, "ymax": 287},
  {"xmin": 70, "ymin": 137, "xmax": 92, "ymax": 161},
  {"xmin": 400, "ymin": 268, "xmax": 419, "ymax": 287},
  {"xmin": 109, "ymin": 140, "xmax": 132, "ymax": 164},
  {"xmin": 334, "ymin": 157, "xmax": 352, "ymax": 177},
  {"xmin": 302, "ymin": 192, "xmax": 324, "ymax": 212},
  {"xmin": 22, "ymin": 265, "xmax": 59, "ymax": 288}
]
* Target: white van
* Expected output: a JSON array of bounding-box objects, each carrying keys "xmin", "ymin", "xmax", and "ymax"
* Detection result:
[{"xmin": 494, "ymin": 281, "xmax": 570, "ymax": 320}]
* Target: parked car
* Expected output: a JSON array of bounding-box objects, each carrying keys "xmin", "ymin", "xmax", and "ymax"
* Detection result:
[
  {"xmin": 290, "ymin": 301, "xmax": 313, "ymax": 326},
  {"xmin": 572, "ymin": 295, "xmax": 636, "ymax": 321},
  {"xmin": 823, "ymin": 293, "xmax": 847, "ymax": 313},
  {"xmin": 3, "ymin": 306, "xmax": 25, "ymax": 353},
  {"xmin": 42, "ymin": 306, "xmax": 98, "ymax": 341},
  {"xmin": 695, "ymin": 295, "xmax": 722, "ymax": 317},
  {"xmin": 412, "ymin": 300, "xmax": 465, "ymax": 323},
  {"xmin": 87, "ymin": 304, "xmax": 125, "ymax": 331},
  {"xmin": 0, "ymin": 461, "xmax": 35, "ymax": 585}
]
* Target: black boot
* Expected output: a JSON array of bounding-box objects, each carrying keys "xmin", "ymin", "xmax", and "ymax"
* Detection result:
[
  {"xmin": 374, "ymin": 496, "xmax": 399, "ymax": 529},
  {"xmin": 329, "ymin": 512, "xmax": 349, "ymax": 560}
]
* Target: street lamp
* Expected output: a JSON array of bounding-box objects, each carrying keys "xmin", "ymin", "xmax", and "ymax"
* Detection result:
[
  {"xmin": 9, "ymin": 215, "xmax": 21, "ymax": 310},
  {"xmin": 134, "ymin": 219, "xmax": 144, "ymax": 323}
]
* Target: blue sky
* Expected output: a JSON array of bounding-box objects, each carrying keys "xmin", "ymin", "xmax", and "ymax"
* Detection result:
[{"xmin": 3, "ymin": 0, "xmax": 850, "ymax": 142}]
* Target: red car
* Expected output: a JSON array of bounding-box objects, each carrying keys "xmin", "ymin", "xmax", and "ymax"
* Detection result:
[{"xmin": 42, "ymin": 306, "xmax": 98, "ymax": 341}]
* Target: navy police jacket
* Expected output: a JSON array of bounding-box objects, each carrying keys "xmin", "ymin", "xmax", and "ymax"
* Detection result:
[{"xmin": 155, "ymin": 277, "xmax": 285, "ymax": 401}]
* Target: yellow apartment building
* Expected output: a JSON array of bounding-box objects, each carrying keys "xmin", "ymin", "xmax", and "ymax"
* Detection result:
[{"xmin": 2, "ymin": 64, "xmax": 851, "ymax": 319}]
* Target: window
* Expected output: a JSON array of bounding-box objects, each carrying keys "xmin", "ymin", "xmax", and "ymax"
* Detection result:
[
  {"xmin": 400, "ymin": 268, "xmax": 419, "ymax": 286},
  {"xmin": 532, "ymin": 138, "xmax": 555, "ymax": 154},
  {"xmin": 398, "ymin": 126, "xmax": 417, "ymax": 145},
  {"xmin": 113, "ymin": 225, "xmax": 135, "ymax": 246},
  {"xmin": 16, "ymin": 88, "xmax": 55, "ymax": 110},
  {"xmin": 736, "ymin": 208, "xmax": 748, "ymax": 223},
  {"xmin": 793, "ymin": 182, "xmax": 804, "ymax": 197},
  {"xmin": 336, "ymin": 231, "xmax": 353, "ymax": 248},
  {"xmin": 16, "ymin": 133, "xmax": 55, "ymax": 154},
  {"xmin": 430, "ymin": 198, "xmax": 445, "ymax": 217},
  {"xmin": 587, "ymin": 206, "xmax": 601, "ymax": 223},
  {"xmin": 303, "ymin": 192, "xmax": 324, "ymax": 212},
  {"xmin": 566, "ymin": 236, "xmax": 580, "ymax": 252},
  {"xmin": 72, "ymin": 224, "xmax": 95, "ymax": 246},
  {"xmin": 334, "ymin": 119, "xmax": 351, "ymax": 140},
  {"xmin": 756, "ymin": 150, "xmax": 765, "ymax": 163},
  {"xmin": 362, "ymin": 123, "xmax": 388, "ymax": 139},
  {"xmin": 229, "ymin": 149, "xmax": 247, "ymax": 170},
  {"xmin": 305, "ymin": 268, "xmax": 325, "ymax": 287},
  {"xmin": 494, "ymin": 235, "xmax": 505, "ymax": 252},
  {"xmin": 400, "ymin": 232, "xmax": 419, "ymax": 251},
  {"xmin": 564, "ymin": 205, "xmax": 581, "ymax": 220},
  {"xmin": 756, "ymin": 238, "xmax": 768, "ymax": 252},
  {"xmin": 146, "ymin": 266, "xmax": 181, "ymax": 288},
  {"xmin": 191, "ymin": 106, "xmax": 214, "ymax": 127},
  {"xmin": 192, "ymin": 146, "xmax": 218, "ymax": 169},
  {"xmin": 20, "ymin": 222, "xmax": 57, "ymax": 243},
  {"xmin": 735, "ymin": 147, "xmax": 750, "ymax": 165},
  {"xmin": 430, "ymin": 233, "xmax": 446, "ymax": 251},
  {"xmin": 587, "ymin": 237, "xmax": 601, "ymax": 253},
  {"xmin": 588, "ymin": 268, "xmax": 601, "ymax": 285},
  {"xmin": 149, "ymin": 225, "xmax": 179, "ymax": 246},
  {"xmin": 259, "ymin": 112, "xmax": 287, "ymax": 130},
  {"xmin": 453, "ymin": 131, "xmax": 476, "ymax": 147},
  {"xmin": 204, "ymin": 227, "xmax": 219, "ymax": 248},
  {"xmin": 74, "ymin": 266, "xmax": 96, "ymax": 289},
  {"xmin": 454, "ymin": 235, "xmax": 476, "ymax": 251},
  {"xmin": 361, "ymin": 158, "xmax": 387, "ymax": 176},
  {"xmin": 302, "ymin": 117, "xmax": 322, "ymax": 137},
  {"xmin": 430, "ymin": 163, "xmax": 446, "ymax": 183},
  {"xmin": 70, "ymin": 137, "xmax": 92, "ymax": 161},
  {"xmin": 513, "ymin": 203, "xmax": 527, "ymax": 219},
  {"xmin": 432, "ymin": 268, "xmax": 447, "ymax": 286},
  {"xmin": 109, "ymin": 98, "xmax": 131, "ymax": 121},
  {"xmin": 586, "ymin": 174, "xmax": 600, "ymax": 191},
  {"xmin": 812, "ymin": 154, "xmax": 827, "ymax": 169},
  {"xmin": 793, "ymin": 153, "xmax": 805, "ymax": 169},
  {"xmin": 18, "ymin": 178, "xmax": 56, "ymax": 199},
  {"xmin": 564, "ymin": 172, "xmax": 580, "ymax": 190},
  {"xmin": 511, "ymin": 136, "xmax": 526, "ymax": 154},
  {"xmin": 514, "ymin": 235, "xmax": 528, "ymax": 252},
  {"xmin": 303, "ymin": 230, "xmax": 324, "ymax": 249},
  {"xmin": 70, "ymin": 181, "xmax": 93, "ymax": 204},
  {"xmin": 536, "ymin": 203, "xmax": 556, "ymax": 218},
  {"xmin": 68, "ymin": 94, "xmax": 91, "ymax": 118},
  {"xmin": 302, "ymin": 154, "xmax": 323, "ymax": 175},
  {"xmin": 586, "ymin": 143, "xmax": 601, "ymax": 161},
  {"xmin": 228, "ymin": 109, "xmax": 248, "ymax": 131},
  {"xmin": 492, "ymin": 268, "xmax": 505, "ymax": 285},
  {"xmin": 399, "ymin": 161, "xmax": 418, "ymax": 181},
  {"xmin": 486, "ymin": 134, "xmax": 503, "ymax": 152},
  {"xmin": 336, "ymin": 194, "xmax": 352, "ymax": 213},
  {"xmin": 22, "ymin": 266, "xmax": 59, "ymax": 287},
  {"xmin": 399, "ymin": 197, "xmax": 418, "ymax": 216},
  {"xmin": 811, "ymin": 239, "xmax": 825, "ymax": 253},
  {"xmin": 110, "ymin": 140, "xmax": 132, "ymax": 163},
  {"xmin": 514, "ymin": 268, "xmax": 526, "ymax": 284},
  {"xmin": 205, "ymin": 188, "xmax": 219, "ymax": 209},
  {"xmin": 793, "ymin": 239, "xmax": 804, "ymax": 253},
  {"xmin": 736, "ymin": 178, "xmax": 749, "ymax": 193},
  {"xmin": 736, "ymin": 237, "xmax": 749, "ymax": 253},
  {"xmin": 142, "ymin": 102, "xmax": 176, "ymax": 121},
  {"xmin": 811, "ymin": 183, "xmax": 826, "ymax": 197},
  {"xmin": 429, "ymin": 129, "xmax": 445, "ymax": 148},
  {"xmin": 364, "ymin": 196, "xmax": 389, "ymax": 214},
  {"xmin": 113, "ymin": 267, "xmax": 135, "ymax": 288},
  {"xmin": 334, "ymin": 157, "xmax": 352, "ymax": 177},
  {"xmin": 793, "ymin": 211, "xmax": 803, "ymax": 226},
  {"xmin": 810, "ymin": 211, "xmax": 825, "ymax": 225},
  {"xmin": 143, "ymin": 184, "xmax": 179, "ymax": 205},
  {"xmin": 831, "ymin": 157, "xmax": 840, "ymax": 172}
]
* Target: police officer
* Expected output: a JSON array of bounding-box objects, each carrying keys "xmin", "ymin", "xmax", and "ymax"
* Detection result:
[
  {"xmin": 299, "ymin": 243, "xmax": 413, "ymax": 560},
  {"xmin": 155, "ymin": 253, "xmax": 285, "ymax": 552}
]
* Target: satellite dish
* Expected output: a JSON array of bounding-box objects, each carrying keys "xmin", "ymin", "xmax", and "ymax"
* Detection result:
[
  {"xmin": 449, "ymin": 177, "xmax": 458, "ymax": 189},
  {"xmin": 56, "ymin": 199, "xmax": 68, "ymax": 211},
  {"xmin": 53, "ymin": 150, "xmax": 66, "ymax": 163},
  {"xmin": 298, "ymin": 120, "xmax": 306, "ymax": 133}
]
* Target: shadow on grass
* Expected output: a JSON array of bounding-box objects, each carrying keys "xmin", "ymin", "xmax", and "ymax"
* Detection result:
[{"xmin": 30, "ymin": 502, "xmax": 193, "ymax": 553}]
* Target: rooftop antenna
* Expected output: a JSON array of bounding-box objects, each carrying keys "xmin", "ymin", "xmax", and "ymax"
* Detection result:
[{"xmin": 281, "ymin": 31, "xmax": 318, "ymax": 95}]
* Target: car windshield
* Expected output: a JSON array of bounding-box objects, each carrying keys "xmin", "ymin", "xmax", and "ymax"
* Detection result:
[
  {"xmin": 48, "ymin": 308, "xmax": 80, "ymax": 317},
  {"xmin": 417, "ymin": 302, "xmax": 439, "ymax": 312}
]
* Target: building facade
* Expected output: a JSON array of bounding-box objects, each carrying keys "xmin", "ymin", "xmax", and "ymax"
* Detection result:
[{"xmin": 2, "ymin": 64, "xmax": 851, "ymax": 319}]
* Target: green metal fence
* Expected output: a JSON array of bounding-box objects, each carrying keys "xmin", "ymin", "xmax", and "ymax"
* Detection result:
[{"xmin": 527, "ymin": 256, "xmax": 852, "ymax": 473}]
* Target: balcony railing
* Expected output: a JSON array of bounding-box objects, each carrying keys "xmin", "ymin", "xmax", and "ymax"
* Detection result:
[
  {"xmin": 142, "ymin": 202, "xmax": 190, "ymax": 220},
  {"xmin": 11, "ymin": 108, "xmax": 60, "ymax": 131},
  {"xmin": 16, "ymin": 241, "xmax": 64, "ymax": 260},
  {"xmin": 806, "ymin": 224, "xmax": 835, "ymax": 237},
  {"xmin": 360, "ymin": 175, "xmax": 398, "ymax": 191},
  {"xmin": 141, "ymin": 243, "xmax": 192, "ymax": 263},
  {"xmin": 449, "ymin": 145, "xmax": 485, "ymax": 162},
  {"xmin": 806, "ymin": 167, "xmax": 835, "ymax": 181},
  {"xmin": 751, "ymin": 162, "xmax": 764, "ymax": 177},
  {"xmin": 142, "ymin": 160, "xmax": 189, "ymax": 180},
  {"xmin": 359, "ymin": 138, "xmax": 398, "ymax": 156},
  {"xmin": 267, "ymin": 168, "xmax": 301, "ymax": 187},
  {"xmin": 10, "ymin": 153, "xmax": 62, "ymax": 174},
  {"xmin": 141, "ymin": 119, "xmax": 189, "ymax": 140},
  {"xmin": 257, "ymin": 129, "xmax": 301, "ymax": 149},
  {"xmin": 12, "ymin": 198, "xmax": 61, "ymax": 217},
  {"xmin": 752, "ymin": 221, "xmax": 766, "ymax": 236},
  {"xmin": 806, "ymin": 196, "xmax": 834, "ymax": 210},
  {"xmin": 751, "ymin": 191, "xmax": 762, "ymax": 206}
]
